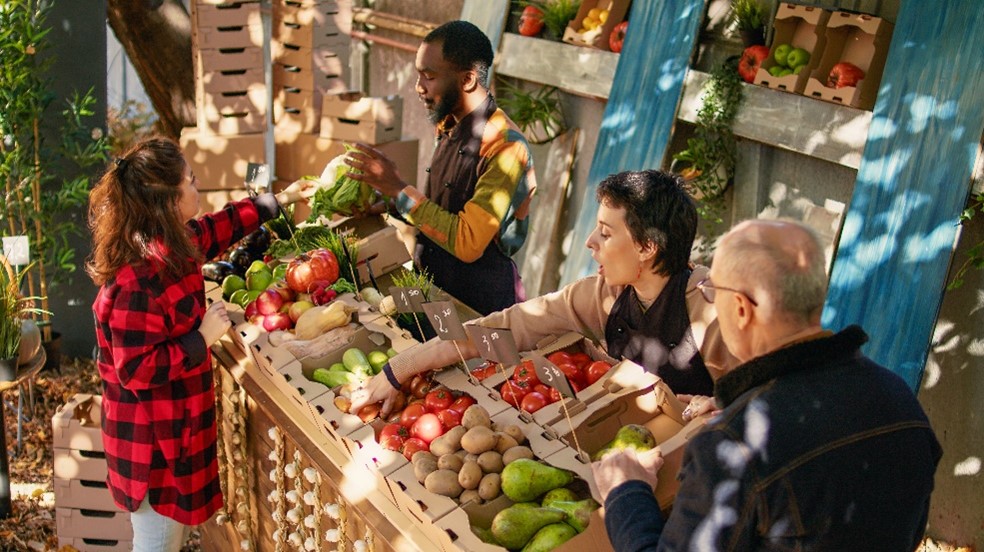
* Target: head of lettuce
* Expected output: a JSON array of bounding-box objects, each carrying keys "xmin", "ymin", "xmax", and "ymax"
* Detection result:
[{"xmin": 306, "ymin": 147, "xmax": 378, "ymax": 221}]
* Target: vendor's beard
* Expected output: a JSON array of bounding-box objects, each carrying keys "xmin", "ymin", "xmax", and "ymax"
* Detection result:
[{"xmin": 427, "ymin": 86, "xmax": 460, "ymax": 125}]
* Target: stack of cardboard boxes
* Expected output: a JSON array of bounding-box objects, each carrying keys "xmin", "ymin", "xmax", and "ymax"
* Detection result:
[{"xmin": 53, "ymin": 394, "xmax": 132, "ymax": 552}]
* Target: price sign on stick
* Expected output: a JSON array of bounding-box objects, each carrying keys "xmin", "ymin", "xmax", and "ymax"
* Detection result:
[
  {"xmin": 389, "ymin": 286, "xmax": 426, "ymax": 313},
  {"xmin": 422, "ymin": 301, "xmax": 467, "ymax": 341},
  {"xmin": 528, "ymin": 352, "xmax": 576, "ymax": 399},
  {"xmin": 465, "ymin": 325, "xmax": 521, "ymax": 366}
]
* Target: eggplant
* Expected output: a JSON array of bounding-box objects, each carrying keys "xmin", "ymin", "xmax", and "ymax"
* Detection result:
[
  {"xmin": 242, "ymin": 226, "xmax": 271, "ymax": 255},
  {"xmin": 202, "ymin": 260, "xmax": 236, "ymax": 282},
  {"xmin": 227, "ymin": 246, "xmax": 255, "ymax": 276}
]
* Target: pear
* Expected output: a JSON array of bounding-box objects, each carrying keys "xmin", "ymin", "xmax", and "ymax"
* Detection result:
[
  {"xmin": 546, "ymin": 498, "xmax": 600, "ymax": 533},
  {"xmin": 501, "ymin": 459, "xmax": 575, "ymax": 503},
  {"xmin": 471, "ymin": 525, "xmax": 498, "ymax": 545},
  {"xmin": 540, "ymin": 487, "xmax": 578, "ymax": 508},
  {"xmin": 491, "ymin": 505, "xmax": 566, "ymax": 550},
  {"xmin": 521, "ymin": 522, "xmax": 578, "ymax": 552},
  {"xmin": 591, "ymin": 424, "xmax": 657, "ymax": 461}
]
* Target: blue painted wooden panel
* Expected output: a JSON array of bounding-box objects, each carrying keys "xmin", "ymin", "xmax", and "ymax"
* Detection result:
[
  {"xmin": 822, "ymin": 0, "xmax": 984, "ymax": 390},
  {"xmin": 559, "ymin": 0, "xmax": 706, "ymax": 286}
]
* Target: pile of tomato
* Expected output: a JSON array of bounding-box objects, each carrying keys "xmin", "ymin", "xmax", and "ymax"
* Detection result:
[
  {"xmin": 375, "ymin": 386, "xmax": 478, "ymax": 461},
  {"xmin": 471, "ymin": 351, "xmax": 613, "ymax": 415}
]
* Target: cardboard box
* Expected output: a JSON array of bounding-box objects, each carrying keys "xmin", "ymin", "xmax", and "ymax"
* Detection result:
[
  {"xmin": 180, "ymin": 129, "xmax": 265, "ymax": 191},
  {"xmin": 194, "ymin": 24, "xmax": 265, "ymax": 50},
  {"xmin": 196, "ymin": 47, "xmax": 264, "ymax": 73},
  {"xmin": 326, "ymin": 215, "xmax": 414, "ymax": 284},
  {"xmin": 562, "ymin": 0, "xmax": 631, "ymax": 51},
  {"xmin": 56, "ymin": 507, "xmax": 132, "ymax": 540},
  {"xmin": 199, "ymin": 67, "xmax": 265, "ymax": 95},
  {"xmin": 57, "ymin": 537, "xmax": 132, "ymax": 552},
  {"xmin": 803, "ymin": 11, "xmax": 893, "ymax": 110},
  {"xmin": 197, "ymin": 83, "xmax": 268, "ymax": 135},
  {"xmin": 274, "ymin": 0, "xmax": 351, "ymax": 32},
  {"xmin": 53, "ymin": 477, "xmax": 123, "ymax": 512},
  {"xmin": 274, "ymin": 87, "xmax": 320, "ymax": 134},
  {"xmin": 54, "ymin": 447, "xmax": 108, "ymax": 482},
  {"xmin": 754, "ymin": 3, "xmax": 831, "ymax": 95},
  {"xmin": 320, "ymin": 92, "xmax": 403, "ymax": 144},
  {"xmin": 192, "ymin": 1, "xmax": 262, "ymax": 28},
  {"xmin": 272, "ymin": 60, "xmax": 348, "ymax": 99},
  {"xmin": 275, "ymin": 133, "xmax": 418, "ymax": 192},
  {"xmin": 52, "ymin": 394, "xmax": 102, "ymax": 452},
  {"xmin": 273, "ymin": 17, "xmax": 351, "ymax": 49}
]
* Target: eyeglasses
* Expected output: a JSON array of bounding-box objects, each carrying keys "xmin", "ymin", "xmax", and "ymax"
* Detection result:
[{"xmin": 696, "ymin": 277, "xmax": 758, "ymax": 306}]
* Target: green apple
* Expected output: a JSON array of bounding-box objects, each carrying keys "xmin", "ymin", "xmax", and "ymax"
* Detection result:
[
  {"xmin": 787, "ymin": 47, "xmax": 810, "ymax": 69},
  {"xmin": 367, "ymin": 350, "xmax": 390, "ymax": 374},
  {"xmin": 793, "ymin": 64, "xmax": 805, "ymax": 75},
  {"xmin": 778, "ymin": 67, "xmax": 794, "ymax": 77},
  {"xmin": 272, "ymin": 263, "xmax": 288, "ymax": 281},
  {"xmin": 768, "ymin": 65, "xmax": 787, "ymax": 77},
  {"xmin": 229, "ymin": 289, "xmax": 250, "ymax": 308},
  {"xmin": 221, "ymin": 274, "xmax": 246, "ymax": 300},
  {"xmin": 245, "ymin": 261, "xmax": 273, "ymax": 291},
  {"xmin": 773, "ymin": 43, "xmax": 792, "ymax": 67}
]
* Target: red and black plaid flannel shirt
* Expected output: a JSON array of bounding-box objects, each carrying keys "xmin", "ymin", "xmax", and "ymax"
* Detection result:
[{"xmin": 93, "ymin": 194, "xmax": 279, "ymax": 524}]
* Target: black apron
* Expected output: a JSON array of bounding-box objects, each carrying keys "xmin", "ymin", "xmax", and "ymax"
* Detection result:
[
  {"xmin": 604, "ymin": 270, "xmax": 714, "ymax": 396},
  {"xmin": 417, "ymin": 96, "xmax": 525, "ymax": 316}
]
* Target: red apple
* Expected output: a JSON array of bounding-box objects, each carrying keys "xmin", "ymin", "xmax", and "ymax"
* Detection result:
[
  {"xmin": 262, "ymin": 312, "xmax": 293, "ymax": 332},
  {"xmin": 738, "ymin": 45, "xmax": 770, "ymax": 83},
  {"xmin": 244, "ymin": 301, "xmax": 259, "ymax": 320},
  {"xmin": 255, "ymin": 288, "xmax": 285, "ymax": 315},
  {"xmin": 827, "ymin": 61, "xmax": 865, "ymax": 89},
  {"xmin": 270, "ymin": 280, "xmax": 297, "ymax": 302}
]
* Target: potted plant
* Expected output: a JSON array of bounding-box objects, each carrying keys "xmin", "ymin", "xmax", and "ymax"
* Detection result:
[
  {"xmin": 494, "ymin": 77, "xmax": 567, "ymax": 144},
  {"xmin": 0, "ymin": 257, "xmax": 44, "ymax": 381},
  {"xmin": 515, "ymin": 0, "xmax": 581, "ymax": 41},
  {"xmin": 0, "ymin": 0, "xmax": 110, "ymax": 361},
  {"xmin": 730, "ymin": 0, "xmax": 768, "ymax": 47}
]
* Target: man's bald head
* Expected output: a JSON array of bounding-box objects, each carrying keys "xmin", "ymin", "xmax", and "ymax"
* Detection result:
[{"xmin": 716, "ymin": 219, "xmax": 827, "ymax": 323}]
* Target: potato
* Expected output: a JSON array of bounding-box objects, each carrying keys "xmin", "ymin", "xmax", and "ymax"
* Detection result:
[
  {"xmin": 438, "ymin": 453, "xmax": 464, "ymax": 473},
  {"xmin": 455, "ymin": 449, "xmax": 470, "ymax": 460},
  {"xmin": 478, "ymin": 472, "xmax": 501, "ymax": 501},
  {"xmin": 502, "ymin": 445, "xmax": 534, "ymax": 465},
  {"xmin": 464, "ymin": 453, "xmax": 480, "ymax": 464},
  {"xmin": 477, "ymin": 450, "xmax": 504, "ymax": 474},
  {"xmin": 429, "ymin": 425, "xmax": 467, "ymax": 457},
  {"xmin": 414, "ymin": 455, "xmax": 439, "ymax": 483},
  {"xmin": 424, "ymin": 469, "xmax": 463, "ymax": 498},
  {"xmin": 501, "ymin": 424, "xmax": 526, "ymax": 444},
  {"xmin": 458, "ymin": 460, "xmax": 483, "ymax": 490},
  {"xmin": 460, "ymin": 426, "xmax": 497, "ymax": 454},
  {"xmin": 461, "ymin": 405, "xmax": 491, "ymax": 430},
  {"xmin": 459, "ymin": 489, "xmax": 482, "ymax": 505},
  {"xmin": 411, "ymin": 451, "xmax": 437, "ymax": 468},
  {"xmin": 494, "ymin": 433, "xmax": 519, "ymax": 454}
]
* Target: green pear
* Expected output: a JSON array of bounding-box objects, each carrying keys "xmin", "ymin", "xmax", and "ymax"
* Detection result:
[
  {"xmin": 521, "ymin": 522, "xmax": 578, "ymax": 552},
  {"xmin": 592, "ymin": 424, "xmax": 657, "ymax": 461},
  {"xmin": 545, "ymin": 498, "xmax": 600, "ymax": 533},
  {"xmin": 491, "ymin": 505, "xmax": 566, "ymax": 550},
  {"xmin": 501, "ymin": 459, "xmax": 575, "ymax": 503},
  {"xmin": 471, "ymin": 525, "xmax": 498, "ymax": 545},
  {"xmin": 541, "ymin": 488, "xmax": 578, "ymax": 508}
]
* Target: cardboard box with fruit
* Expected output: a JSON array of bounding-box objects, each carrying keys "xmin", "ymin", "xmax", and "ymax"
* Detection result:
[
  {"xmin": 562, "ymin": 0, "xmax": 631, "ymax": 52},
  {"xmin": 803, "ymin": 11, "xmax": 894, "ymax": 111},
  {"xmin": 754, "ymin": 3, "xmax": 831, "ymax": 94}
]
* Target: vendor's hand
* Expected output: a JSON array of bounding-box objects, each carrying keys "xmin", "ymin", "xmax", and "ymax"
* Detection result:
[
  {"xmin": 348, "ymin": 198, "xmax": 389, "ymax": 218},
  {"xmin": 276, "ymin": 179, "xmax": 317, "ymax": 205},
  {"xmin": 199, "ymin": 301, "xmax": 232, "ymax": 347},
  {"xmin": 345, "ymin": 143, "xmax": 406, "ymax": 198},
  {"xmin": 349, "ymin": 373, "xmax": 401, "ymax": 417},
  {"xmin": 591, "ymin": 448, "xmax": 663, "ymax": 504},
  {"xmin": 680, "ymin": 394, "xmax": 720, "ymax": 421}
]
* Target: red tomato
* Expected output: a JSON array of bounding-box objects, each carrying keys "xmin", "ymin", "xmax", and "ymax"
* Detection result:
[
  {"xmin": 411, "ymin": 413, "xmax": 444, "ymax": 444},
  {"xmin": 570, "ymin": 352, "xmax": 592, "ymax": 370},
  {"xmin": 400, "ymin": 403, "xmax": 427, "ymax": 428},
  {"xmin": 424, "ymin": 389, "xmax": 454, "ymax": 413},
  {"xmin": 533, "ymin": 384, "xmax": 552, "ymax": 398},
  {"xmin": 546, "ymin": 351, "xmax": 574, "ymax": 366},
  {"xmin": 448, "ymin": 395, "xmax": 477, "ymax": 415},
  {"xmin": 585, "ymin": 360, "xmax": 613, "ymax": 385},
  {"xmin": 436, "ymin": 408, "xmax": 462, "ymax": 430},
  {"xmin": 512, "ymin": 360, "xmax": 541, "ymax": 386},
  {"xmin": 402, "ymin": 437, "xmax": 428, "ymax": 461},
  {"xmin": 556, "ymin": 362, "xmax": 585, "ymax": 387},
  {"xmin": 548, "ymin": 387, "xmax": 563, "ymax": 403},
  {"xmin": 518, "ymin": 5, "xmax": 545, "ymax": 37},
  {"xmin": 378, "ymin": 423, "xmax": 409, "ymax": 452},
  {"xmin": 500, "ymin": 379, "xmax": 529, "ymax": 408},
  {"xmin": 609, "ymin": 20, "xmax": 628, "ymax": 53},
  {"xmin": 471, "ymin": 360, "xmax": 499, "ymax": 381},
  {"xmin": 520, "ymin": 391, "xmax": 548, "ymax": 413}
]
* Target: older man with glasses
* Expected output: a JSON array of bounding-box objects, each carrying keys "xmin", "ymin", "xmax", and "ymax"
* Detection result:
[{"xmin": 593, "ymin": 219, "xmax": 941, "ymax": 552}]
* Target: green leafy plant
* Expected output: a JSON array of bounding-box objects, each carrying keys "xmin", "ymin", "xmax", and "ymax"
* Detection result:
[
  {"xmin": 495, "ymin": 77, "xmax": 566, "ymax": 144},
  {"xmin": 948, "ymin": 191, "xmax": 984, "ymax": 290},
  {"xmin": 672, "ymin": 57, "xmax": 744, "ymax": 244},
  {"xmin": 0, "ymin": 259, "xmax": 45, "ymax": 360},
  {"xmin": 0, "ymin": 0, "xmax": 111, "ymax": 340},
  {"xmin": 520, "ymin": 0, "xmax": 581, "ymax": 39},
  {"xmin": 390, "ymin": 267, "xmax": 434, "ymax": 331},
  {"xmin": 729, "ymin": 0, "xmax": 768, "ymax": 33}
]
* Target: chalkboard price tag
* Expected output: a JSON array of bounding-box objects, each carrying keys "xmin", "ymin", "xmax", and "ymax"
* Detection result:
[
  {"xmin": 388, "ymin": 286, "xmax": 426, "ymax": 313},
  {"xmin": 422, "ymin": 301, "xmax": 467, "ymax": 341},
  {"xmin": 465, "ymin": 325, "xmax": 521, "ymax": 366},
  {"xmin": 528, "ymin": 352, "xmax": 576, "ymax": 399}
]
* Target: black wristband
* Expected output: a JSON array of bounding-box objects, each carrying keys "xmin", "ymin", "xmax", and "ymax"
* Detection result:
[{"xmin": 382, "ymin": 362, "xmax": 401, "ymax": 391}]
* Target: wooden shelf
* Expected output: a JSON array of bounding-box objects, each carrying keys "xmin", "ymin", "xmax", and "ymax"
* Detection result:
[{"xmin": 495, "ymin": 32, "xmax": 872, "ymax": 169}]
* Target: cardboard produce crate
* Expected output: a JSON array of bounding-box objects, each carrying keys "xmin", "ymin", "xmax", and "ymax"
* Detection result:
[
  {"xmin": 52, "ymin": 394, "xmax": 102, "ymax": 452},
  {"xmin": 803, "ymin": 11, "xmax": 894, "ymax": 110},
  {"xmin": 562, "ymin": 0, "xmax": 631, "ymax": 51},
  {"xmin": 754, "ymin": 3, "xmax": 831, "ymax": 95},
  {"xmin": 198, "ymin": 67, "xmax": 265, "ymax": 96},
  {"xmin": 274, "ymin": 0, "xmax": 352, "ymax": 32},
  {"xmin": 192, "ymin": 1, "xmax": 262, "ymax": 28},
  {"xmin": 196, "ymin": 84, "xmax": 268, "ymax": 136},
  {"xmin": 56, "ymin": 507, "xmax": 132, "ymax": 541},
  {"xmin": 327, "ymin": 215, "xmax": 414, "ymax": 285},
  {"xmin": 273, "ymin": 17, "xmax": 351, "ymax": 49},
  {"xmin": 274, "ymin": 86, "xmax": 321, "ymax": 135},
  {"xmin": 320, "ymin": 93, "xmax": 404, "ymax": 144},
  {"xmin": 196, "ymin": 47, "xmax": 263, "ymax": 73},
  {"xmin": 180, "ymin": 129, "xmax": 265, "ymax": 191},
  {"xmin": 53, "ymin": 478, "xmax": 122, "ymax": 512},
  {"xmin": 57, "ymin": 537, "xmax": 132, "ymax": 552},
  {"xmin": 54, "ymin": 447, "xmax": 108, "ymax": 483},
  {"xmin": 194, "ymin": 24, "xmax": 264, "ymax": 50}
]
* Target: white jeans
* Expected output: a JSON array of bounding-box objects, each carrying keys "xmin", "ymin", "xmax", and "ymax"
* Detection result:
[{"xmin": 131, "ymin": 496, "xmax": 188, "ymax": 552}]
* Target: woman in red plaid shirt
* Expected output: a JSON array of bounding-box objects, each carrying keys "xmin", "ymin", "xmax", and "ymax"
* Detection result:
[{"xmin": 86, "ymin": 137, "xmax": 313, "ymax": 551}]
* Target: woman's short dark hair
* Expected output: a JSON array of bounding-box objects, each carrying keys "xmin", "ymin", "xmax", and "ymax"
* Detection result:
[
  {"xmin": 596, "ymin": 170, "xmax": 698, "ymax": 276},
  {"xmin": 423, "ymin": 20, "xmax": 494, "ymax": 88}
]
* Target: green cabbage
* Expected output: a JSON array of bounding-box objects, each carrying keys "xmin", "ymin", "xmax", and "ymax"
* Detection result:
[{"xmin": 307, "ymin": 148, "xmax": 376, "ymax": 221}]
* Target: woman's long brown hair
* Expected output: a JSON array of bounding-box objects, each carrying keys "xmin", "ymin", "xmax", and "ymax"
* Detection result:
[{"xmin": 86, "ymin": 137, "xmax": 203, "ymax": 286}]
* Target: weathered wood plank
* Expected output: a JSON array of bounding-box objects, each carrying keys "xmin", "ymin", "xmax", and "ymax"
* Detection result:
[
  {"xmin": 496, "ymin": 33, "xmax": 618, "ymax": 99},
  {"xmin": 822, "ymin": 0, "xmax": 984, "ymax": 390},
  {"xmin": 560, "ymin": 0, "xmax": 707, "ymax": 286}
]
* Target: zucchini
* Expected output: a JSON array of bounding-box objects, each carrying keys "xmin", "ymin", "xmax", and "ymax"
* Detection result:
[
  {"xmin": 342, "ymin": 347, "xmax": 373, "ymax": 378},
  {"xmin": 328, "ymin": 362, "xmax": 348, "ymax": 372},
  {"xmin": 311, "ymin": 368, "xmax": 359, "ymax": 388}
]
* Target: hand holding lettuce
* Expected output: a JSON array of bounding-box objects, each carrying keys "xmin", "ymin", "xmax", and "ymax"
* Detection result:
[{"xmin": 306, "ymin": 145, "xmax": 379, "ymax": 221}]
